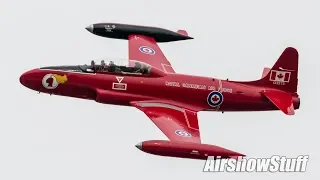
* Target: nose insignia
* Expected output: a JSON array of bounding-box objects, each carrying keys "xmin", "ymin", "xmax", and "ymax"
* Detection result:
[{"xmin": 42, "ymin": 74, "xmax": 68, "ymax": 89}]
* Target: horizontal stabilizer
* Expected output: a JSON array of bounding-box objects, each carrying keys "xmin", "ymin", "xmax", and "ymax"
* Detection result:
[{"xmin": 261, "ymin": 90, "xmax": 295, "ymax": 115}]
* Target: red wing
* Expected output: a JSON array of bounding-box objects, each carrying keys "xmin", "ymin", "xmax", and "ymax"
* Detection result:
[
  {"xmin": 128, "ymin": 35, "xmax": 175, "ymax": 73},
  {"xmin": 130, "ymin": 101, "xmax": 201, "ymax": 143}
]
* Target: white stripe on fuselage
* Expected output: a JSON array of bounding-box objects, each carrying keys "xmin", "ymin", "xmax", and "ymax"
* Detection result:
[{"xmin": 39, "ymin": 68, "xmax": 97, "ymax": 75}]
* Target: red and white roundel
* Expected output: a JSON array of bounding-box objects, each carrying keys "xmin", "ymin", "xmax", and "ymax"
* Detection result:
[
  {"xmin": 175, "ymin": 130, "xmax": 192, "ymax": 137},
  {"xmin": 139, "ymin": 46, "xmax": 155, "ymax": 55},
  {"xmin": 42, "ymin": 74, "xmax": 58, "ymax": 89},
  {"xmin": 211, "ymin": 94, "xmax": 220, "ymax": 103}
]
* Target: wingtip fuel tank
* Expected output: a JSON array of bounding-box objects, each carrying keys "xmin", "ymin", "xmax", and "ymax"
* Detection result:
[
  {"xmin": 85, "ymin": 23, "xmax": 194, "ymax": 42},
  {"xmin": 136, "ymin": 140, "xmax": 245, "ymax": 160}
]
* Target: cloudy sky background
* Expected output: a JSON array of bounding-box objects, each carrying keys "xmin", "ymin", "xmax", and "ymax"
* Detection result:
[{"xmin": 1, "ymin": 0, "xmax": 319, "ymax": 179}]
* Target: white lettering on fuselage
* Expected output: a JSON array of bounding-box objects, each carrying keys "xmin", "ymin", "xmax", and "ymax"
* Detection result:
[
  {"xmin": 165, "ymin": 82, "xmax": 232, "ymax": 93},
  {"xmin": 221, "ymin": 88, "xmax": 233, "ymax": 93},
  {"xmin": 208, "ymin": 86, "xmax": 232, "ymax": 93},
  {"xmin": 182, "ymin": 83, "xmax": 206, "ymax": 90},
  {"xmin": 208, "ymin": 86, "xmax": 216, "ymax": 91},
  {"xmin": 273, "ymin": 81, "xmax": 286, "ymax": 85},
  {"xmin": 165, "ymin": 81, "xmax": 180, "ymax": 87}
]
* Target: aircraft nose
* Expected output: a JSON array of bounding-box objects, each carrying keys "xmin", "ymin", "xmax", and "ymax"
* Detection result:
[
  {"xmin": 85, "ymin": 24, "xmax": 94, "ymax": 33},
  {"xmin": 19, "ymin": 69, "xmax": 37, "ymax": 88},
  {"xmin": 135, "ymin": 142, "xmax": 142, "ymax": 150}
]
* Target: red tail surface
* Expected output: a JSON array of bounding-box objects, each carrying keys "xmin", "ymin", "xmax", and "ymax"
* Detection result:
[
  {"xmin": 249, "ymin": 47, "xmax": 299, "ymax": 93},
  {"xmin": 261, "ymin": 90, "xmax": 296, "ymax": 115},
  {"xmin": 261, "ymin": 67, "xmax": 271, "ymax": 78},
  {"xmin": 240, "ymin": 47, "xmax": 300, "ymax": 115}
]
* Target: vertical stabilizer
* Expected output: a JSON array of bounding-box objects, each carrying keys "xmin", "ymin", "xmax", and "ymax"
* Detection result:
[{"xmin": 250, "ymin": 47, "xmax": 299, "ymax": 93}]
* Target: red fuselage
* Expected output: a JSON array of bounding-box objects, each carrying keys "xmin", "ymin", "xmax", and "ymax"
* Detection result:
[{"xmin": 19, "ymin": 68, "xmax": 300, "ymax": 112}]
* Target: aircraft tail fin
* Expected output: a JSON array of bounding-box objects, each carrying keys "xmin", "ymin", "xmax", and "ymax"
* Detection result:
[{"xmin": 250, "ymin": 47, "xmax": 299, "ymax": 93}]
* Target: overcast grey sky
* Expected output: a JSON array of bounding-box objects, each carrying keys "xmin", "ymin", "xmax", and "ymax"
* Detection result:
[{"xmin": 1, "ymin": 0, "xmax": 319, "ymax": 179}]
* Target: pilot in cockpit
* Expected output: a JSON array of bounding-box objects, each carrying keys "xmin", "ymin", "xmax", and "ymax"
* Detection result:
[
  {"xmin": 90, "ymin": 60, "xmax": 96, "ymax": 72},
  {"xmin": 108, "ymin": 61, "xmax": 115, "ymax": 71},
  {"xmin": 99, "ymin": 60, "xmax": 106, "ymax": 71},
  {"xmin": 108, "ymin": 61, "xmax": 121, "ymax": 73}
]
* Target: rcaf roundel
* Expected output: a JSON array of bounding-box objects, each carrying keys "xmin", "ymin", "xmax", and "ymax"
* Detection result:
[{"xmin": 207, "ymin": 91, "xmax": 224, "ymax": 107}]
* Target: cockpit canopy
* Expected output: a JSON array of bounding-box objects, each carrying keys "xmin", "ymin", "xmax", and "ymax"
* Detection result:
[
  {"xmin": 40, "ymin": 57, "xmax": 166, "ymax": 77},
  {"xmin": 79, "ymin": 58, "xmax": 152, "ymax": 75}
]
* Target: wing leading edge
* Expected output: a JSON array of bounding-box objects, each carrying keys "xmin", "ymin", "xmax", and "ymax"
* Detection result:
[
  {"xmin": 128, "ymin": 35, "xmax": 176, "ymax": 73},
  {"xmin": 130, "ymin": 101, "xmax": 201, "ymax": 143}
]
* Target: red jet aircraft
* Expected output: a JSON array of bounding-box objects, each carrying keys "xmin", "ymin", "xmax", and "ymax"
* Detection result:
[{"xmin": 20, "ymin": 23, "xmax": 300, "ymax": 160}]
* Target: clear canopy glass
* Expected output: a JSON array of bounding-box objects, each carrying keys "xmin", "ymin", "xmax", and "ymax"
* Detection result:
[{"xmin": 79, "ymin": 57, "xmax": 152, "ymax": 75}]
